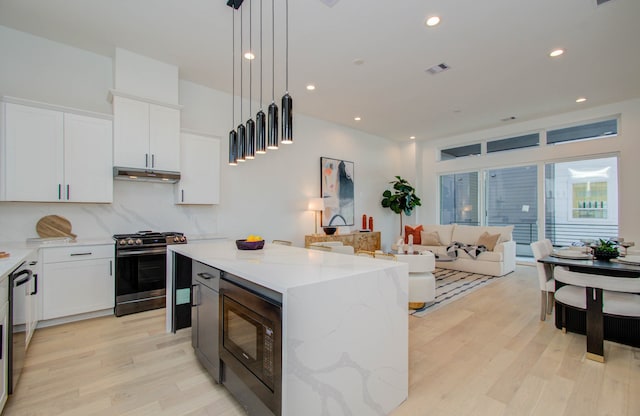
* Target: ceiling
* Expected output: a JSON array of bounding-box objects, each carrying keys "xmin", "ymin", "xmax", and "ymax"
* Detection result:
[{"xmin": 1, "ymin": 0, "xmax": 639, "ymax": 143}]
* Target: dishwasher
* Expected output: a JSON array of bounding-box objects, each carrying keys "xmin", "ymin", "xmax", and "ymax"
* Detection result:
[
  {"xmin": 8, "ymin": 259, "xmax": 35, "ymax": 394},
  {"xmin": 191, "ymin": 261, "xmax": 220, "ymax": 382}
]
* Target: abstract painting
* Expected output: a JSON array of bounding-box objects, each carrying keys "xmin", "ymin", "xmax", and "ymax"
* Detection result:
[{"xmin": 320, "ymin": 157, "xmax": 354, "ymax": 226}]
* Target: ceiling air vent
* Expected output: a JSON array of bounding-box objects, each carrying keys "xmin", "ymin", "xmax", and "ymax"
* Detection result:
[
  {"xmin": 426, "ymin": 63, "xmax": 450, "ymax": 75},
  {"xmin": 596, "ymin": 0, "xmax": 614, "ymax": 5}
]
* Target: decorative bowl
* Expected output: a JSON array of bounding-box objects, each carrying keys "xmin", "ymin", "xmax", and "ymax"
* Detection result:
[
  {"xmin": 323, "ymin": 227, "xmax": 337, "ymax": 235},
  {"xmin": 236, "ymin": 239, "xmax": 265, "ymax": 250}
]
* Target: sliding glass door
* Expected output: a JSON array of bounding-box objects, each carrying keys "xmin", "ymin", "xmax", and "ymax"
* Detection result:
[
  {"xmin": 440, "ymin": 172, "xmax": 479, "ymax": 225},
  {"xmin": 486, "ymin": 165, "xmax": 538, "ymax": 256},
  {"xmin": 544, "ymin": 156, "xmax": 619, "ymax": 246},
  {"xmin": 439, "ymin": 156, "xmax": 619, "ymax": 257}
]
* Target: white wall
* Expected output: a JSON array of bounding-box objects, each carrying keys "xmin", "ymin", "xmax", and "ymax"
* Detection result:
[
  {"xmin": 417, "ymin": 99, "xmax": 640, "ymax": 244},
  {"xmin": 0, "ymin": 26, "xmax": 403, "ymax": 249}
]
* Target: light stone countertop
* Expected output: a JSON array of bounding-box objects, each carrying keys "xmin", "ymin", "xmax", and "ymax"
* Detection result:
[{"xmin": 167, "ymin": 239, "xmax": 409, "ymax": 416}]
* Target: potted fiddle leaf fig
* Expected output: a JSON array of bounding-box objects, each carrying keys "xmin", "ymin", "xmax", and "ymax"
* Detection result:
[{"xmin": 381, "ymin": 176, "xmax": 422, "ymax": 234}]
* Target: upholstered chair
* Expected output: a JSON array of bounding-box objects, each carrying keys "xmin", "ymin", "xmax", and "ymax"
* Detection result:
[{"xmin": 530, "ymin": 240, "xmax": 555, "ymax": 320}]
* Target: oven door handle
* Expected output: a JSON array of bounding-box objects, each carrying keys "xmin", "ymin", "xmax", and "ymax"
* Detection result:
[{"xmin": 116, "ymin": 247, "xmax": 167, "ymax": 257}]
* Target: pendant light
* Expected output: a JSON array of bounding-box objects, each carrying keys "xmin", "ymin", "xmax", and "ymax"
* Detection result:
[
  {"xmin": 255, "ymin": 0, "xmax": 266, "ymax": 154},
  {"xmin": 228, "ymin": 7, "xmax": 238, "ymax": 166},
  {"xmin": 281, "ymin": 0, "xmax": 293, "ymax": 144},
  {"xmin": 245, "ymin": 0, "xmax": 255, "ymax": 160},
  {"xmin": 267, "ymin": 0, "xmax": 279, "ymax": 150},
  {"xmin": 237, "ymin": 4, "xmax": 246, "ymax": 162}
]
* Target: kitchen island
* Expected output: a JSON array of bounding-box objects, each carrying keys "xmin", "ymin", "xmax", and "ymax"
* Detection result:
[{"xmin": 167, "ymin": 240, "xmax": 409, "ymax": 416}]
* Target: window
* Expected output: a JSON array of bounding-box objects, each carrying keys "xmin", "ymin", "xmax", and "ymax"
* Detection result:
[
  {"xmin": 440, "ymin": 143, "xmax": 481, "ymax": 160},
  {"xmin": 440, "ymin": 172, "xmax": 479, "ymax": 225},
  {"xmin": 547, "ymin": 118, "xmax": 617, "ymax": 145},
  {"xmin": 544, "ymin": 157, "xmax": 618, "ymax": 247},
  {"xmin": 487, "ymin": 133, "xmax": 539, "ymax": 153},
  {"xmin": 486, "ymin": 166, "xmax": 538, "ymax": 256}
]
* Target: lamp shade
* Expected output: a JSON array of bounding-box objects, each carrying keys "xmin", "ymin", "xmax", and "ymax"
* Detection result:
[
  {"xmin": 237, "ymin": 124, "xmax": 246, "ymax": 162},
  {"xmin": 228, "ymin": 129, "xmax": 238, "ymax": 165},
  {"xmin": 281, "ymin": 92, "xmax": 293, "ymax": 144},
  {"xmin": 308, "ymin": 197, "xmax": 324, "ymax": 212}
]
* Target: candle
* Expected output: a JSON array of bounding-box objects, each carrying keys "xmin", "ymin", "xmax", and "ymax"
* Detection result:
[
  {"xmin": 368, "ymin": 216, "xmax": 374, "ymax": 231},
  {"xmin": 362, "ymin": 214, "xmax": 367, "ymax": 230}
]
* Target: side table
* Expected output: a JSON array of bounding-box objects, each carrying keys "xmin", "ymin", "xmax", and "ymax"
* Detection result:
[{"xmin": 395, "ymin": 252, "xmax": 436, "ymax": 309}]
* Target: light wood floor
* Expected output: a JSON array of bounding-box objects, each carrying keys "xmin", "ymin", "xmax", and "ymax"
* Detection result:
[{"xmin": 4, "ymin": 265, "xmax": 639, "ymax": 416}]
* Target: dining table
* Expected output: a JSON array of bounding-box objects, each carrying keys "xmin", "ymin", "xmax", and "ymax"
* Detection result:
[{"xmin": 538, "ymin": 253, "xmax": 640, "ymax": 362}]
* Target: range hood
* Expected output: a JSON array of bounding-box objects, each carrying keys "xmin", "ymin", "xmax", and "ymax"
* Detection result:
[{"xmin": 113, "ymin": 167, "xmax": 181, "ymax": 183}]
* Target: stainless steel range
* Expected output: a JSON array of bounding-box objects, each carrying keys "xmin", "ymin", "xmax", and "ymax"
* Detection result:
[{"xmin": 114, "ymin": 231, "xmax": 187, "ymax": 317}]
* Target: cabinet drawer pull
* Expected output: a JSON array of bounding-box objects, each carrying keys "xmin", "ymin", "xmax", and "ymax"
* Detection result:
[
  {"xmin": 67, "ymin": 184, "xmax": 70, "ymax": 200},
  {"xmin": 145, "ymin": 153, "xmax": 149, "ymax": 167},
  {"xmin": 30, "ymin": 274, "xmax": 38, "ymax": 295},
  {"xmin": 0, "ymin": 324, "xmax": 3, "ymax": 360},
  {"xmin": 58, "ymin": 184, "xmax": 62, "ymax": 200},
  {"xmin": 109, "ymin": 260, "xmax": 113, "ymax": 276},
  {"xmin": 181, "ymin": 189, "xmax": 184, "ymax": 202},
  {"xmin": 152, "ymin": 154, "xmax": 155, "ymax": 168},
  {"xmin": 197, "ymin": 272, "xmax": 216, "ymax": 280},
  {"xmin": 191, "ymin": 284, "xmax": 199, "ymax": 306},
  {"xmin": 70, "ymin": 252, "xmax": 92, "ymax": 257}
]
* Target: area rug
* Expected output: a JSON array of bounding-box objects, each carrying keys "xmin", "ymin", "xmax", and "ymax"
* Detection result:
[{"xmin": 410, "ymin": 268, "xmax": 503, "ymax": 317}]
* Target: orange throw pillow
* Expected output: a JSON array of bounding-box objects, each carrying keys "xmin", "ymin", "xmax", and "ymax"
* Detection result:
[{"xmin": 404, "ymin": 225, "xmax": 423, "ymax": 245}]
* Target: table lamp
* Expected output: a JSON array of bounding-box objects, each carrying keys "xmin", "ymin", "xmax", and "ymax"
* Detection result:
[{"xmin": 308, "ymin": 197, "xmax": 324, "ymax": 235}]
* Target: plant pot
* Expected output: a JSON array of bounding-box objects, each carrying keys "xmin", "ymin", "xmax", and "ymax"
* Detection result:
[{"xmin": 592, "ymin": 248, "xmax": 618, "ymax": 261}]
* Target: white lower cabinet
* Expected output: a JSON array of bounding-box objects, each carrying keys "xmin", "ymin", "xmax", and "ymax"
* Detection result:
[
  {"xmin": 0, "ymin": 274, "xmax": 9, "ymax": 412},
  {"xmin": 42, "ymin": 244, "xmax": 114, "ymax": 321}
]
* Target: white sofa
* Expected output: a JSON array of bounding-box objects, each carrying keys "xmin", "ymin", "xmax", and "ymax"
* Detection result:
[{"xmin": 396, "ymin": 224, "xmax": 516, "ymax": 277}]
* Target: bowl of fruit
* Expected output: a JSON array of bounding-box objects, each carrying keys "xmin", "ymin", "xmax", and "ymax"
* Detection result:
[{"xmin": 236, "ymin": 235, "xmax": 265, "ymax": 250}]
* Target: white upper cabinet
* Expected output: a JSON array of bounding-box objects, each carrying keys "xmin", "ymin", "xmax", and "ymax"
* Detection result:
[
  {"xmin": 113, "ymin": 95, "xmax": 180, "ymax": 171},
  {"xmin": 1, "ymin": 101, "xmax": 113, "ymax": 203},
  {"xmin": 63, "ymin": 113, "xmax": 113, "ymax": 202},
  {"xmin": 175, "ymin": 133, "xmax": 220, "ymax": 205}
]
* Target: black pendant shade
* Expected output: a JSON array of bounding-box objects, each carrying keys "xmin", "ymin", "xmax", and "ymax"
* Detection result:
[
  {"xmin": 237, "ymin": 124, "xmax": 246, "ymax": 162},
  {"xmin": 228, "ymin": 129, "xmax": 238, "ymax": 165},
  {"xmin": 246, "ymin": 118, "xmax": 255, "ymax": 159},
  {"xmin": 256, "ymin": 110, "xmax": 266, "ymax": 153},
  {"xmin": 227, "ymin": 0, "xmax": 292, "ymax": 164},
  {"xmin": 267, "ymin": 101, "xmax": 279, "ymax": 149},
  {"xmin": 281, "ymin": 92, "xmax": 293, "ymax": 144}
]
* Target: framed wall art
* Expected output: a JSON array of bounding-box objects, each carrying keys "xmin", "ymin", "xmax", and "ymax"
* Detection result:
[{"xmin": 320, "ymin": 157, "xmax": 355, "ymax": 227}]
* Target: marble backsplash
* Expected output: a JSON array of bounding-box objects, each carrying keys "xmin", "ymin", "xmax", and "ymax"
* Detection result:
[{"xmin": 0, "ymin": 180, "xmax": 219, "ymax": 243}]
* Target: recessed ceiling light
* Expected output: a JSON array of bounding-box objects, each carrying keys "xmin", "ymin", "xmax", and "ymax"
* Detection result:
[
  {"xmin": 409, "ymin": 136, "xmax": 416, "ymax": 140},
  {"xmin": 306, "ymin": 84, "xmax": 316, "ymax": 91},
  {"xmin": 353, "ymin": 58, "xmax": 365, "ymax": 66},
  {"xmin": 354, "ymin": 116, "xmax": 361, "ymax": 121},
  {"xmin": 549, "ymin": 49, "xmax": 564, "ymax": 57},
  {"xmin": 244, "ymin": 51, "xmax": 255, "ymax": 60},
  {"xmin": 425, "ymin": 16, "xmax": 441, "ymax": 27},
  {"xmin": 576, "ymin": 97, "xmax": 587, "ymax": 103}
]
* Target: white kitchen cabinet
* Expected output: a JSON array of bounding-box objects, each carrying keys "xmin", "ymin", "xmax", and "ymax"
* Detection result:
[
  {"xmin": 63, "ymin": 113, "xmax": 113, "ymax": 202},
  {"xmin": 0, "ymin": 275, "xmax": 8, "ymax": 412},
  {"xmin": 175, "ymin": 133, "xmax": 220, "ymax": 205},
  {"xmin": 42, "ymin": 244, "xmax": 114, "ymax": 321},
  {"xmin": 113, "ymin": 95, "xmax": 180, "ymax": 171},
  {"xmin": 1, "ymin": 101, "xmax": 113, "ymax": 203}
]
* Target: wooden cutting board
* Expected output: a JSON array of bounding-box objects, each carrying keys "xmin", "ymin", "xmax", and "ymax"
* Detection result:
[{"xmin": 36, "ymin": 215, "xmax": 77, "ymax": 239}]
